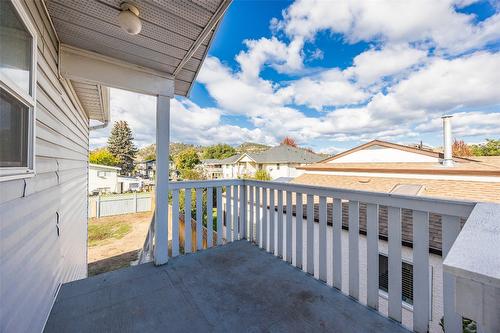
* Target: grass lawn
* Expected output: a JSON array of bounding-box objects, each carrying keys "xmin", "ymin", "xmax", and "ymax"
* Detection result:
[
  {"xmin": 88, "ymin": 218, "xmax": 132, "ymax": 247},
  {"xmin": 88, "ymin": 212, "xmax": 152, "ymax": 276}
]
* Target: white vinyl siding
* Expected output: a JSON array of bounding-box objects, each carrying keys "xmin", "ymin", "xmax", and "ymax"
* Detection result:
[{"xmin": 0, "ymin": 1, "xmax": 89, "ymax": 332}]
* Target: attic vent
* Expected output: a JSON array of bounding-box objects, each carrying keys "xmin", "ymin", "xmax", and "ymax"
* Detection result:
[{"xmin": 390, "ymin": 184, "xmax": 423, "ymax": 196}]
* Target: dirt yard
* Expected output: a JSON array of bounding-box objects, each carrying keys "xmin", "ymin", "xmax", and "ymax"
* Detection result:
[{"xmin": 88, "ymin": 211, "xmax": 152, "ymax": 276}]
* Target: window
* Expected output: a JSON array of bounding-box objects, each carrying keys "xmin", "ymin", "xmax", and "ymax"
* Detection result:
[
  {"xmin": 0, "ymin": 0, "xmax": 37, "ymax": 180},
  {"xmin": 379, "ymin": 254, "xmax": 414, "ymax": 305},
  {"xmin": 276, "ymin": 163, "xmax": 280, "ymax": 170},
  {"xmin": 97, "ymin": 171, "xmax": 107, "ymax": 177}
]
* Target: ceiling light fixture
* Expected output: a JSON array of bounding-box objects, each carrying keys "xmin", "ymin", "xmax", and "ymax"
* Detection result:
[{"xmin": 118, "ymin": 2, "xmax": 142, "ymax": 35}]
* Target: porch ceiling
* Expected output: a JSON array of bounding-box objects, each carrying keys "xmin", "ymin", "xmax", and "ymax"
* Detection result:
[{"xmin": 45, "ymin": 0, "xmax": 231, "ymax": 97}]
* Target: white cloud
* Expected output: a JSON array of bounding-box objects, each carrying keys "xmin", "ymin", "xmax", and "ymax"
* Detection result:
[
  {"xmin": 277, "ymin": 0, "xmax": 500, "ymax": 53},
  {"xmin": 278, "ymin": 69, "xmax": 368, "ymax": 110},
  {"xmin": 345, "ymin": 44, "xmax": 428, "ymax": 86},
  {"xmin": 92, "ymin": 1, "xmax": 500, "ymax": 151},
  {"xmin": 415, "ymin": 111, "xmax": 500, "ymax": 137}
]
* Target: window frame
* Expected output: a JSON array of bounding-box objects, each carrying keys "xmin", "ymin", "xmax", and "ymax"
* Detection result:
[
  {"xmin": 0, "ymin": 0, "xmax": 37, "ymax": 182},
  {"xmin": 377, "ymin": 252, "xmax": 433, "ymax": 317}
]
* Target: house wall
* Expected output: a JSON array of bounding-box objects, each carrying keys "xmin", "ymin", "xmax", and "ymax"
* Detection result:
[
  {"xmin": 265, "ymin": 163, "xmax": 304, "ymax": 179},
  {"xmin": 0, "ymin": 2, "xmax": 89, "ymax": 332},
  {"xmin": 89, "ymin": 166, "xmax": 118, "ymax": 194},
  {"xmin": 329, "ymin": 146, "xmax": 439, "ymax": 163},
  {"xmin": 222, "ymin": 163, "xmax": 305, "ymax": 180}
]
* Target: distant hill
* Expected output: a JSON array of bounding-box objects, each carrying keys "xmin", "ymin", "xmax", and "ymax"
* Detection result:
[
  {"xmin": 236, "ymin": 142, "xmax": 271, "ymax": 154},
  {"xmin": 135, "ymin": 142, "xmax": 202, "ymax": 162}
]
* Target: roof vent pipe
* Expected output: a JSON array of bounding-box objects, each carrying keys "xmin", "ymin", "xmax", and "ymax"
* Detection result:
[{"xmin": 442, "ymin": 115, "xmax": 454, "ymax": 167}]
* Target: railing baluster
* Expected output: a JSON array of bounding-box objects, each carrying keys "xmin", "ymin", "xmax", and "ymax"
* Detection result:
[
  {"xmin": 269, "ymin": 189, "xmax": 275, "ymax": 254},
  {"xmin": 366, "ymin": 203, "xmax": 379, "ymax": 310},
  {"xmin": 413, "ymin": 210, "xmax": 430, "ymax": 333},
  {"xmin": 388, "ymin": 206, "xmax": 402, "ymax": 322},
  {"xmin": 216, "ymin": 187, "xmax": 223, "ymax": 245},
  {"xmin": 196, "ymin": 188, "xmax": 203, "ymax": 251},
  {"xmin": 225, "ymin": 185, "xmax": 232, "ymax": 243},
  {"xmin": 240, "ymin": 185, "xmax": 246, "ymax": 239},
  {"xmin": 295, "ymin": 193, "xmax": 303, "ymax": 269},
  {"xmin": 319, "ymin": 196, "xmax": 327, "ymax": 282},
  {"xmin": 332, "ymin": 198, "xmax": 342, "ymax": 289},
  {"xmin": 207, "ymin": 187, "xmax": 213, "ymax": 249},
  {"xmin": 277, "ymin": 190, "xmax": 283, "ymax": 258},
  {"xmin": 184, "ymin": 189, "xmax": 192, "ymax": 254},
  {"xmin": 256, "ymin": 187, "xmax": 261, "ymax": 247},
  {"xmin": 285, "ymin": 191, "xmax": 293, "ymax": 263},
  {"xmin": 249, "ymin": 186, "xmax": 254, "ymax": 242},
  {"xmin": 348, "ymin": 200, "xmax": 359, "ymax": 300},
  {"xmin": 262, "ymin": 188, "xmax": 268, "ymax": 250},
  {"xmin": 233, "ymin": 185, "xmax": 239, "ymax": 241},
  {"xmin": 172, "ymin": 189, "xmax": 180, "ymax": 257},
  {"xmin": 306, "ymin": 194, "xmax": 314, "ymax": 275},
  {"xmin": 442, "ymin": 215, "xmax": 462, "ymax": 333}
]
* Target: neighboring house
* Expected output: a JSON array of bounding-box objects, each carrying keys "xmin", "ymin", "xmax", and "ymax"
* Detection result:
[
  {"xmin": 117, "ymin": 176, "xmax": 143, "ymax": 193},
  {"xmin": 88, "ymin": 164, "xmax": 120, "ymax": 194},
  {"xmin": 295, "ymin": 139, "xmax": 500, "ymax": 203},
  {"xmin": 291, "ymin": 138, "xmax": 500, "ymax": 332},
  {"xmin": 136, "ymin": 159, "xmax": 178, "ymax": 180},
  {"xmin": 136, "ymin": 159, "xmax": 157, "ymax": 179},
  {"xmin": 200, "ymin": 159, "xmax": 223, "ymax": 179},
  {"xmin": 221, "ymin": 145, "xmax": 323, "ymax": 179},
  {"xmin": 0, "ymin": 1, "xmax": 227, "ymax": 332}
]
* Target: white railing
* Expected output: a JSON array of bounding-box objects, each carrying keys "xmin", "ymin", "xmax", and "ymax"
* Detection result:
[{"xmin": 155, "ymin": 179, "xmax": 479, "ymax": 332}]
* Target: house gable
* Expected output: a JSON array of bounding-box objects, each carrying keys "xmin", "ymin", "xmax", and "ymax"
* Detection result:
[
  {"xmin": 329, "ymin": 144, "xmax": 440, "ymax": 163},
  {"xmin": 322, "ymin": 140, "xmax": 474, "ymax": 164}
]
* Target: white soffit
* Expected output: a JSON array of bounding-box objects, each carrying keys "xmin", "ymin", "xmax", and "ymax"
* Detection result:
[
  {"xmin": 45, "ymin": 0, "xmax": 231, "ymax": 97},
  {"xmin": 71, "ymin": 81, "xmax": 110, "ymax": 123}
]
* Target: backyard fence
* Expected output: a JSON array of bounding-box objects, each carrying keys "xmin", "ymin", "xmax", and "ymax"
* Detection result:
[{"xmin": 89, "ymin": 193, "xmax": 153, "ymax": 218}]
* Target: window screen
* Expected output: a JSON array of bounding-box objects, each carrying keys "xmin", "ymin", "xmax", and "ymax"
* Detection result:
[{"xmin": 379, "ymin": 254, "xmax": 414, "ymax": 305}]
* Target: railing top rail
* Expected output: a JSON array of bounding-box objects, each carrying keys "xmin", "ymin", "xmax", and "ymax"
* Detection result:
[
  {"xmin": 167, "ymin": 179, "xmax": 476, "ymax": 217},
  {"xmin": 169, "ymin": 179, "xmax": 244, "ymax": 190},
  {"xmin": 443, "ymin": 202, "xmax": 500, "ymax": 288},
  {"xmin": 246, "ymin": 179, "xmax": 476, "ymax": 217}
]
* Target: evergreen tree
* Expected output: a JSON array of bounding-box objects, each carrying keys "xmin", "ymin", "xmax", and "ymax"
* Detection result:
[{"xmin": 107, "ymin": 121, "xmax": 138, "ymax": 174}]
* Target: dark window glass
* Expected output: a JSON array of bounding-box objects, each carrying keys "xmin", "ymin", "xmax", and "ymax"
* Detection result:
[
  {"xmin": 0, "ymin": 1, "xmax": 32, "ymax": 95},
  {"xmin": 379, "ymin": 254, "xmax": 414, "ymax": 305},
  {"xmin": 0, "ymin": 87, "xmax": 29, "ymax": 167}
]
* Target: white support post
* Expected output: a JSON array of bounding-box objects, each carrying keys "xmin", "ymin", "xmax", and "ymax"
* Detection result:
[{"xmin": 154, "ymin": 95, "xmax": 170, "ymax": 265}]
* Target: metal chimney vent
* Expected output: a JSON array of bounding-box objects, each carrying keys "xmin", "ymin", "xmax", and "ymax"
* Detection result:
[{"xmin": 442, "ymin": 115, "xmax": 454, "ymax": 167}]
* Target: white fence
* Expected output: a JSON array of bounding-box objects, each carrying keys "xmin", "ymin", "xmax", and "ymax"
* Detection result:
[{"xmin": 88, "ymin": 193, "xmax": 153, "ymax": 218}]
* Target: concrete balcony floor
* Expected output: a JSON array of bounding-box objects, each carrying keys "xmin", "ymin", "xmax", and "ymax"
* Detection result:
[{"xmin": 45, "ymin": 241, "xmax": 409, "ymax": 332}]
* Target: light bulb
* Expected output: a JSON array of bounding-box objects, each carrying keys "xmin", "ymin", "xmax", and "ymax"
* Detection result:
[{"xmin": 118, "ymin": 3, "xmax": 142, "ymax": 35}]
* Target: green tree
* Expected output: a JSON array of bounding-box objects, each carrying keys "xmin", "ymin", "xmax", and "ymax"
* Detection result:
[
  {"xmin": 470, "ymin": 139, "xmax": 500, "ymax": 156},
  {"xmin": 254, "ymin": 170, "xmax": 271, "ymax": 181},
  {"xmin": 107, "ymin": 121, "xmax": 138, "ymax": 174},
  {"xmin": 180, "ymin": 169, "xmax": 204, "ymax": 180},
  {"xmin": 175, "ymin": 148, "xmax": 200, "ymax": 170},
  {"xmin": 137, "ymin": 144, "xmax": 156, "ymax": 161},
  {"xmin": 202, "ymin": 144, "xmax": 236, "ymax": 160},
  {"xmin": 89, "ymin": 148, "xmax": 119, "ymax": 166}
]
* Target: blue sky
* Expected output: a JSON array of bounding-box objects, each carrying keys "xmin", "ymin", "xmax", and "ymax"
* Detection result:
[{"xmin": 91, "ymin": 0, "xmax": 500, "ymax": 154}]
